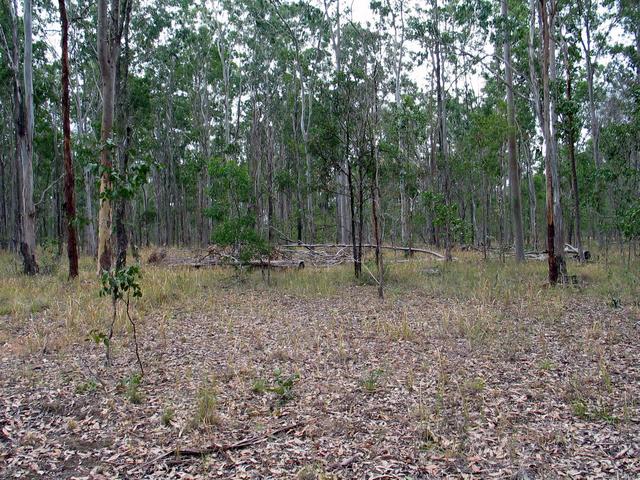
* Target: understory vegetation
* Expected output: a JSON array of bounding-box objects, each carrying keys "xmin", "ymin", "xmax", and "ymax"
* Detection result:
[{"xmin": 1, "ymin": 249, "xmax": 638, "ymax": 478}]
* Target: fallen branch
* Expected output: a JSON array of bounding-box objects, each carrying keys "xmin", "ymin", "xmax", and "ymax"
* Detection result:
[
  {"xmin": 523, "ymin": 244, "xmax": 590, "ymax": 261},
  {"xmin": 247, "ymin": 259, "xmax": 305, "ymax": 270},
  {"xmin": 328, "ymin": 453, "xmax": 362, "ymax": 471},
  {"xmin": 141, "ymin": 422, "xmax": 304, "ymax": 469},
  {"xmin": 186, "ymin": 259, "xmax": 304, "ymax": 270},
  {"xmin": 35, "ymin": 174, "xmax": 64, "ymax": 208},
  {"xmin": 283, "ymin": 243, "xmax": 446, "ymax": 259}
]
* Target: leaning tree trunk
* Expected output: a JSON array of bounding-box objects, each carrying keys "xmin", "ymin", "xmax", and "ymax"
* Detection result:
[
  {"xmin": 502, "ymin": 0, "xmax": 525, "ymax": 262},
  {"xmin": 59, "ymin": 0, "xmax": 79, "ymax": 278}
]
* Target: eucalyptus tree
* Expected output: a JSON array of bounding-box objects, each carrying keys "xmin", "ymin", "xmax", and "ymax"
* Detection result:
[
  {"xmin": 1, "ymin": 0, "xmax": 38, "ymax": 274},
  {"xmin": 59, "ymin": 0, "xmax": 79, "ymax": 277},
  {"xmin": 372, "ymin": 0, "xmax": 410, "ymax": 247},
  {"xmin": 322, "ymin": 0, "xmax": 351, "ymax": 245},
  {"xmin": 539, "ymin": 0, "xmax": 565, "ymax": 284},
  {"xmin": 557, "ymin": 4, "xmax": 585, "ymax": 262},
  {"xmin": 113, "ymin": 0, "xmax": 133, "ymax": 269},
  {"xmin": 67, "ymin": 0, "xmax": 101, "ymax": 256},
  {"xmin": 96, "ymin": 0, "xmax": 129, "ymax": 272},
  {"xmin": 577, "ymin": 0, "xmax": 602, "ymax": 169},
  {"xmin": 501, "ymin": 0, "xmax": 525, "ymax": 261}
]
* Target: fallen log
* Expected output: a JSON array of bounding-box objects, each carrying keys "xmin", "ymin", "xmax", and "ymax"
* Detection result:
[
  {"xmin": 247, "ymin": 259, "xmax": 305, "ymax": 270},
  {"xmin": 184, "ymin": 259, "xmax": 304, "ymax": 270},
  {"xmin": 564, "ymin": 243, "xmax": 591, "ymax": 260},
  {"xmin": 282, "ymin": 243, "xmax": 446, "ymax": 260},
  {"xmin": 524, "ymin": 244, "xmax": 591, "ymax": 261}
]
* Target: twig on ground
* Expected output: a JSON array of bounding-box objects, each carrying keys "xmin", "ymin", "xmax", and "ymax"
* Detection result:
[{"xmin": 139, "ymin": 422, "xmax": 305, "ymax": 470}]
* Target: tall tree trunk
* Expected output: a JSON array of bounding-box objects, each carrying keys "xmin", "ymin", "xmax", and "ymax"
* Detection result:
[
  {"xmin": 323, "ymin": 0, "xmax": 350, "ymax": 245},
  {"xmin": 347, "ymin": 163, "xmax": 360, "ymax": 278},
  {"xmin": 372, "ymin": 161, "xmax": 383, "ymax": 299},
  {"xmin": 390, "ymin": 0, "xmax": 408, "ymax": 248},
  {"xmin": 59, "ymin": 0, "xmax": 78, "ymax": 278},
  {"xmin": 562, "ymin": 40, "xmax": 584, "ymax": 262},
  {"xmin": 548, "ymin": 2, "xmax": 565, "ymax": 274},
  {"xmin": 372, "ymin": 64, "xmax": 384, "ymax": 299},
  {"xmin": 580, "ymin": 0, "xmax": 601, "ymax": 169},
  {"xmin": 579, "ymin": 0, "xmax": 603, "ymax": 247},
  {"xmin": 0, "ymin": 155, "xmax": 6, "ymax": 247},
  {"xmin": 525, "ymin": 142, "xmax": 538, "ymax": 249},
  {"xmin": 528, "ymin": 0, "xmax": 543, "ymax": 128},
  {"xmin": 115, "ymin": 0, "xmax": 132, "ymax": 270},
  {"xmin": 502, "ymin": 0, "xmax": 525, "ymax": 262},
  {"xmin": 19, "ymin": 0, "xmax": 38, "ymax": 274},
  {"xmin": 540, "ymin": 0, "xmax": 561, "ymax": 284},
  {"xmin": 434, "ymin": 0, "xmax": 451, "ymax": 261},
  {"xmin": 96, "ymin": 0, "xmax": 122, "ymax": 272},
  {"xmin": 52, "ymin": 122, "xmax": 63, "ymax": 256},
  {"xmin": 83, "ymin": 167, "xmax": 96, "ymax": 254}
]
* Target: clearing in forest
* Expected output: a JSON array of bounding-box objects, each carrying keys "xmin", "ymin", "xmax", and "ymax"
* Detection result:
[{"xmin": 0, "ymin": 251, "xmax": 639, "ymax": 479}]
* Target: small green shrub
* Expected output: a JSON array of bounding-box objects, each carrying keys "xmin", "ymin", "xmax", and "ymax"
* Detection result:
[
  {"xmin": 361, "ymin": 368, "xmax": 384, "ymax": 393},
  {"xmin": 463, "ymin": 377, "xmax": 486, "ymax": 395},
  {"xmin": 539, "ymin": 358, "xmax": 555, "ymax": 371},
  {"xmin": 194, "ymin": 384, "xmax": 219, "ymax": 426},
  {"xmin": 251, "ymin": 369, "xmax": 299, "ymax": 406},
  {"xmin": 270, "ymin": 369, "xmax": 299, "ymax": 406},
  {"xmin": 99, "ymin": 265, "xmax": 144, "ymax": 374},
  {"xmin": 571, "ymin": 399, "xmax": 588, "ymax": 419},
  {"xmin": 251, "ymin": 378, "xmax": 268, "ymax": 394},
  {"xmin": 121, "ymin": 373, "xmax": 143, "ymax": 404},
  {"xmin": 75, "ymin": 380, "xmax": 98, "ymax": 395},
  {"xmin": 161, "ymin": 407, "xmax": 175, "ymax": 426}
]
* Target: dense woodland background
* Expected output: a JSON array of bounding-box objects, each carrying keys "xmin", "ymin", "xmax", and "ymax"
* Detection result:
[
  {"xmin": 2, "ymin": 2, "xmax": 640, "ymax": 477},
  {"xmin": 1, "ymin": 0, "xmax": 639, "ymax": 280}
]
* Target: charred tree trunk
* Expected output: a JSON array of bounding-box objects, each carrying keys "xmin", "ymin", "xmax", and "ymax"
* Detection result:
[
  {"xmin": 59, "ymin": 0, "xmax": 79, "ymax": 278},
  {"xmin": 540, "ymin": 0, "xmax": 560, "ymax": 284},
  {"xmin": 115, "ymin": 0, "xmax": 132, "ymax": 270},
  {"xmin": 0, "ymin": 155, "xmax": 6, "ymax": 248},
  {"xmin": 348, "ymin": 163, "xmax": 360, "ymax": 278}
]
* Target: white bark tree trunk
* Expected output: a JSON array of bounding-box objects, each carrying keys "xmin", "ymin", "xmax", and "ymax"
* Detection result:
[
  {"xmin": 502, "ymin": 0, "xmax": 525, "ymax": 262},
  {"xmin": 97, "ymin": 0, "xmax": 123, "ymax": 272}
]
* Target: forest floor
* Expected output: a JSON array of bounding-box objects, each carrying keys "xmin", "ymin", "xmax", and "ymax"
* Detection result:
[{"xmin": 0, "ymin": 249, "xmax": 639, "ymax": 479}]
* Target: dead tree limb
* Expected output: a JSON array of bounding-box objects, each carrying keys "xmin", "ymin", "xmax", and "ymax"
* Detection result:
[
  {"xmin": 282, "ymin": 243, "xmax": 446, "ymax": 259},
  {"xmin": 187, "ymin": 259, "xmax": 304, "ymax": 270},
  {"xmin": 142, "ymin": 422, "xmax": 304, "ymax": 469}
]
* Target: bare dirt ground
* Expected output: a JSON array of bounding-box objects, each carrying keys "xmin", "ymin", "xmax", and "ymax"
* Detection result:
[{"xmin": 1, "ymin": 264, "xmax": 639, "ymax": 479}]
